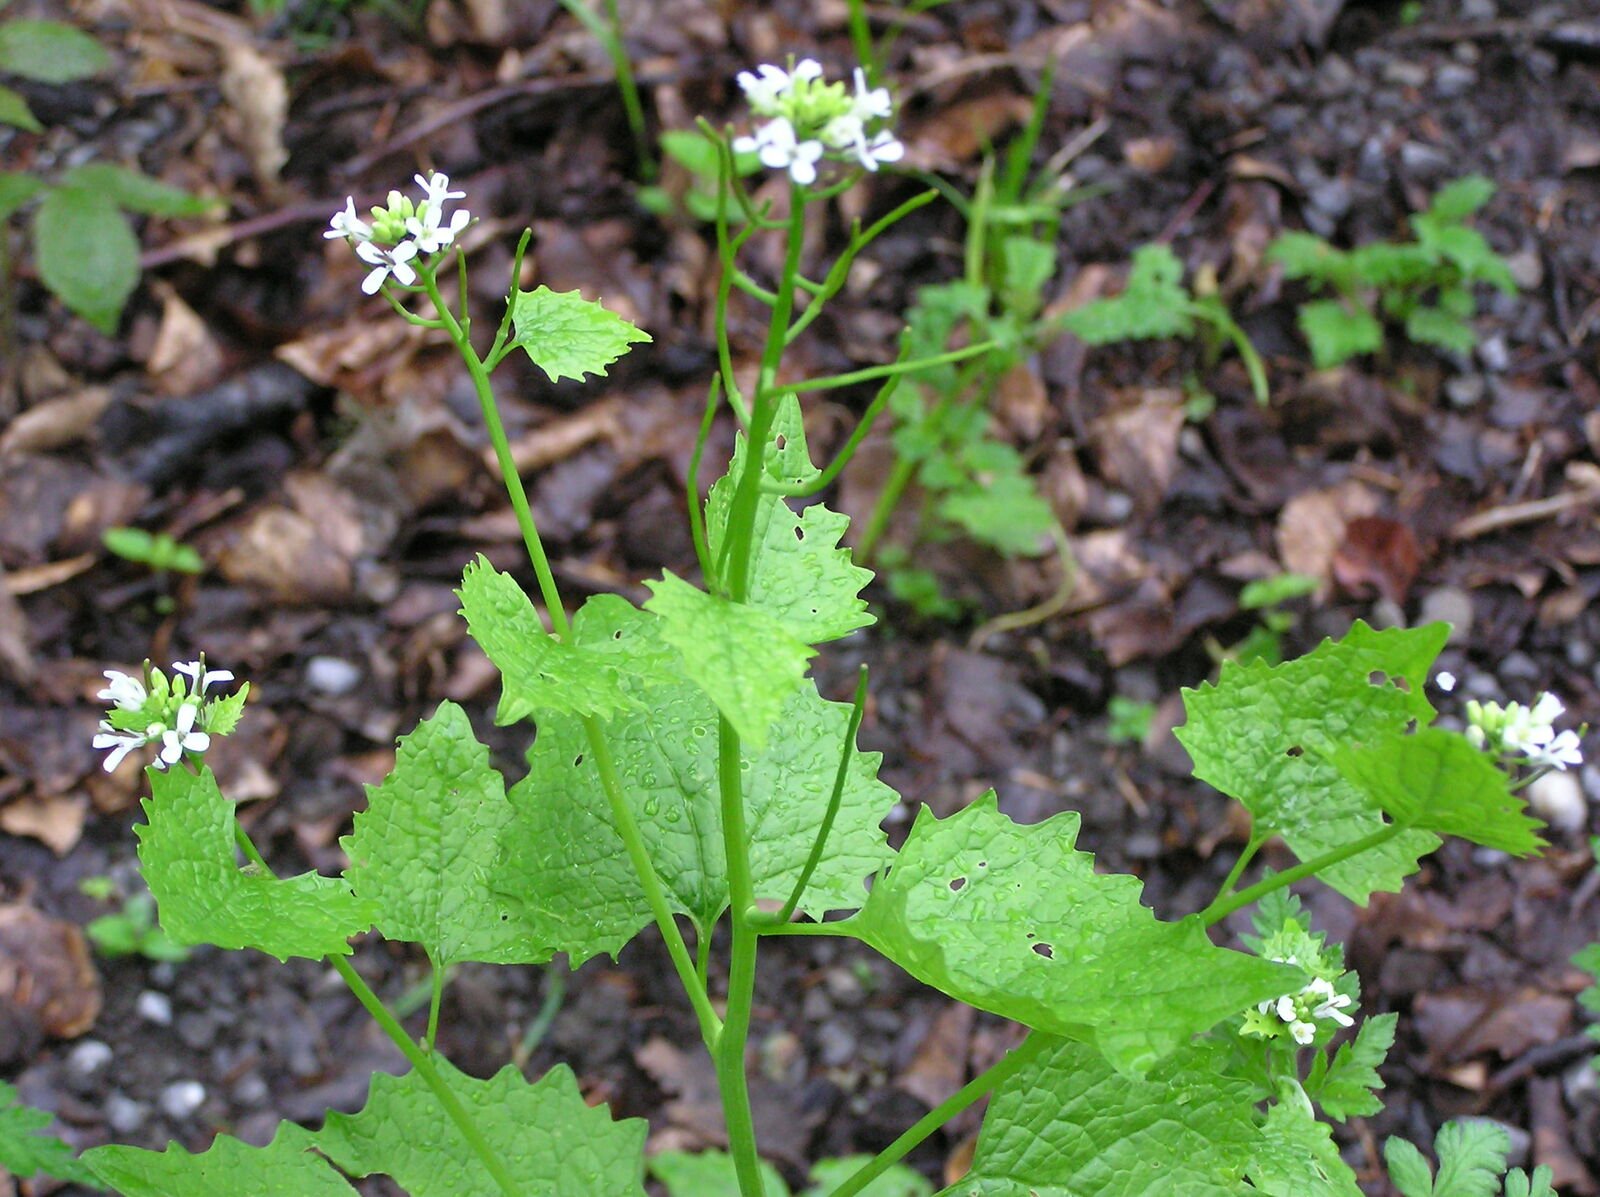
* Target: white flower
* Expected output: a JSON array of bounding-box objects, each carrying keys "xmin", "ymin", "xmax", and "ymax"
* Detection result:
[
  {"xmin": 414, "ymin": 171, "xmax": 465, "ymax": 208},
  {"xmin": 406, "ymin": 205, "xmax": 471, "ymax": 254},
  {"xmin": 1274, "ymin": 994, "xmax": 1297, "ymax": 1023},
  {"xmin": 97, "ymin": 670, "xmax": 147, "ymax": 711},
  {"xmin": 355, "ymin": 241, "xmax": 419, "ymax": 294},
  {"xmin": 854, "ymin": 128, "xmax": 904, "ymax": 171},
  {"xmin": 93, "ymin": 721, "xmax": 147, "ymax": 773},
  {"xmin": 155, "ymin": 703, "xmax": 210, "ymax": 769},
  {"xmin": 324, "ymin": 197, "xmax": 373, "ymax": 243},
  {"xmin": 850, "ymin": 68, "xmax": 893, "ymax": 121},
  {"xmin": 736, "ymin": 59, "xmax": 822, "ymax": 115},
  {"xmin": 172, "ymin": 660, "xmax": 234, "ymax": 697},
  {"xmin": 734, "ymin": 117, "xmax": 824, "ymax": 185},
  {"xmin": 1290, "ymin": 1020, "xmax": 1317, "ymax": 1045},
  {"xmin": 1435, "ymin": 671, "xmax": 1456, "ymax": 692},
  {"xmin": 1529, "ymin": 729, "xmax": 1583, "ymax": 771},
  {"xmin": 1306, "ymin": 978, "xmax": 1355, "ymax": 1027}
]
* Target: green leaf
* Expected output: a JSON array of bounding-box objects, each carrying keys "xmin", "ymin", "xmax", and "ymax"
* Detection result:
[
  {"xmin": 32, "ymin": 185, "xmax": 138, "ymax": 333},
  {"xmin": 936, "ymin": 1038, "xmax": 1260, "ymax": 1196},
  {"xmin": 644, "ymin": 570, "xmax": 814, "ymax": 749},
  {"xmin": 1246, "ymin": 1092, "xmax": 1363, "ymax": 1196},
  {"xmin": 1059, "ymin": 243, "xmax": 1194, "ymax": 344},
  {"xmin": 1404, "ymin": 306, "xmax": 1477, "ymax": 353},
  {"xmin": 1331, "ymin": 729, "xmax": 1543, "ymax": 855},
  {"xmin": 0, "ymin": 83, "xmax": 39, "ymax": 131},
  {"xmin": 650, "ymin": 1150, "xmax": 791, "ymax": 1197},
  {"xmin": 102, "ymin": 526, "xmax": 205, "ymax": 573},
  {"xmin": 0, "ymin": 1081, "xmax": 97, "ymax": 1185},
  {"xmin": 84, "ymin": 1125, "xmax": 355, "ymax": 1196},
  {"xmin": 137, "ymin": 765, "xmax": 374, "ymax": 960},
  {"xmin": 900, "ymin": 281, "xmax": 991, "ymax": 396},
  {"xmin": 1239, "ymin": 572, "xmax": 1318, "ymax": 611},
  {"xmin": 1427, "ymin": 176, "xmax": 1495, "ymax": 223},
  {"xmin": 457, "ymin": 556, "xmax": 655, "ymax": 724},
  {"xmin": 0, "ymin": 169, "xmax": 43, "ymax": 220},
  {"xmin": 1297, "ymin": 299, "xmax": 1384, "ymax": 368},
  {"xmin": 934, "ymin": 442, "xmax": 1055, "ymax": 558},
  {"xmin": 313, "ymin": 1060, "xmax": 647, "ymax": 1197},
  {"xmin": 508, "ymin": 285, "xmax": 650, "ymax": 383},
  {"xmin": 839, "ymin": 795, "xmax": 1300, "ymax": 1074},
  {"xmin": 1503, "ymin": 1167, "xmax": 1557, "ymax": 1197},
  {"xmin": 0, "ymin": 19, "xmax": 109, "ymax": 83},
  {"xmin": 1386, "ymin": 1120, "xmax": 1510, "ymax": 1197},
  {"xmin": 1349, "ymin": 242, "xmax": 1435, "ymax": 288},
  {"xmin": 1574, "ymin": 941, "xmax": 1600, "ymax": 1044},
  {"xmin": 342, "ymin": 702, "xmax": 541, "ymax": 966},
  {"xmin": 1268, "ymin": 232, "xmax": 1351, "ymax": 287},
  {"xmin": 705, "ymin": 395, "xmax": 873, "ymax": 645},
  {"xmin": 201, "ymin": 684, "xmax": 249, "ymax": 737},
  {"xmin": 804, "ymin": 1157, "xmax": 933, "ymax": 1197},
  {"xmin": 1305, "ymin": 1012, "xmax": 1397, "ymax": 1120},
  {"xmin": 998, "ymin": 234, "xmax": 1056, "ymax": 318},
  {"xmin": 493, "ymin": 597, "xmax": 894, "ymax": 962},
  {"xmin": 59, "ymin": 162, "xmax": 217, "ymax": 217},
  {"xmin": 1176, "ymin": 621, "xmax": 1448, "ymax": 902}
]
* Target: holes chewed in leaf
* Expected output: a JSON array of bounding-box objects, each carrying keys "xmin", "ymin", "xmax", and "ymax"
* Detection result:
[
  {"xmin": 1033, "ymin": 943, "xmax": 1054, "ymax": 959},
  {"xmin": 1285, "ymin": 745, "xmax": 1304, "ymax": 757},
  {"xmin": 949, "ymin": 877, "xmax": 967, "ymax": 892}
]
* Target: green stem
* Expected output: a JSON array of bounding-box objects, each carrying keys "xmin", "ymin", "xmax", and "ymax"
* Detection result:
[
  {"xmin": 556, "ymin": 0, "xmax": 653, "ymax": 180},
  {"xmin": 705, "ymin": 182, "xmax": 812, "ymax": 1197},
  {"xmin": 228, "ymin": 823, "xmax": 524, "ymax": 1197},
  {"xmin": 855, "ymin": 453, "xmax": 916, "ymax": 564},
  {"xmin": 1198, "ymin": 823, "xmax": 1406, "ymax": 927},
  {"xmin": 846, "ymin": 0, "xmax": 876, "ymax": 83},
  {"xmin": 1212, "ymin": 834, "xmax": 1265, "ymax": 908},
  {"xmin": 760, "ymin": 666, "xmax": 868, "ymax": 927},
  {"xmin": 424, "ymin": 265, "xmax": 722, "ymax": 1049},
  {"xmin": 426, "ymin": 958, "xmax": 445, "ymax": 1050},
  {"xmin": 828, "ymin": 1035, "xmax": 1047, "ymax": 1197},
  {"xmin": 775, "ymin": 340, "xmax": 1000, "ymax": 399},
  {"xmin": 687, "ymin": 376, "xmax": 721, "ymax": 584}
]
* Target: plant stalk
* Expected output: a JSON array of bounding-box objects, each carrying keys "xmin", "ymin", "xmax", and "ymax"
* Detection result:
[
  {"xmin": 1199, "ymin": 823, "xmax": 1406, "ymax": 927},
  {"xmin": 228, "ymin": 824, "xmax": 525, "ymax": 1197},
  {"xmin": 829, "ymin": 1034, "xmax": 1048, "ymax": 1197}
]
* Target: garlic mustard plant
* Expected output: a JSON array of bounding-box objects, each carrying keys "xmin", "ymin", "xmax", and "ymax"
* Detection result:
[
  {"xmin": 19, "ymin": 59, "xmax": 1581, "ymax": 1197},
  {"xmin": 1466, "ymin": 691, "xmax": 1585, "ymax": 772}
]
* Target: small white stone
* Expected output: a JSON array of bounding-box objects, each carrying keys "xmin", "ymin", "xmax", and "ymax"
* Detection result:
[
  {"xmin": 1526, "ymin": 770, "xmax": 1586, "ymax": 833},
  {"xmin": 67, "ymin": 1039, "xmax": 112, "ymax": 1076},
  {"xmin": 159, "ymin": 1080, "xmax": 206, "ymax": 1120},
  {"xmin": 105, "ymin": 1094, "xmax": 149, "ymax": 1134},
  {"xmin": 136, "ymin": 990, "xmax": 173, "ymax": 1026},
  {"xmin": 306, "ymin": 656, "xmax": 362, "ymax": 696}
]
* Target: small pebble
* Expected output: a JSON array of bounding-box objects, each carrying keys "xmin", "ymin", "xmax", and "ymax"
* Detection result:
[
  {"xmin": 816, "ymin": 1018, "xmax": 858, "ymax": 1068},
  {"xmin": 1400, "ymin": 141, "xmax": 1452, "ymax": 177},
  {"xmin": 1459, "ymin": 0, "xmax": 1495, "ymax": 18},
  {"xmin": 66, "ymin": 1039, "xmax": 112, "ymax": 1078},
  {"xmin": 105, "ymin": 1094, "xmax": 149, "ymax": 1135},
  {"xmin": 1498, "ymin": 651, "xmax": 1539, "ymax": 682},
  {"xmin": 159, "ymin": 1080, "xmax": 206, "ymax": 1120},
  {"xmin": 1370, "ymin": 598, "xmax": 1406, "ymax": 630},
  {"xmin": 1418, "ymin": 588, "xmax": 1474, "ymax": 643},
  {"xmin": 306, "ymin": 656, "xmax": 362, "ymax": 696},
  {"xmin": 1434, "ymin": 63, "xmax": 1476, "ymax": 98},
  {"xmin": 1563, "ymin": 1059, "xmax": 1598, "ymax": 1106},
  {"xmin": 1444, "ymin": 375, "xmax": 1486, "ymax": 409},
  {"xmin": 1567, "ymin": 639, "xmax": 1595, "ymax": 669},
  {"xmin": 136, "ymin": 990, "xmax": 173, "ymax": 1026},
  {"xmin": 801, "ymin": 987, "xmax": 833, "ymax": 1022},
  {"xmin": 1382, "ymin": 60, "xmax": 1428, "ymax": 88},
  {"xmin": 1477, "ymin": 334, "xmax": 1510, "ymax": 372},
  {"xmin": 824, "ymin": 966, "xmax": 866, "ymax": 1007},
  {"xmin": 231, "ymin": 1072, "xmax": 269, "ymax": 1107},
  {"xmin": 1526, "ymin": 771, "xmax": 1586, "ymax": 834},
  {"xmin": 1506, "ymin": 249, "xmax": 1543, "ymax": 290}
]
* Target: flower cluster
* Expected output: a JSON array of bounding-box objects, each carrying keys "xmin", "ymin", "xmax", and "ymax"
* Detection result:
[
  {"xmin": 1242, "ymin": 955, "xmax": 1356, "ymax": 1046},
  {"xmin": 733, "ymin": 60, "xmax": 903, "ymax": 185},
  {"xmin": 325, "ymin": 172, "xmax": 471, "ymax": 294},
  {"xmin": 1465, "ymin": 692, "xmax": 1584, "ymax": 772},
  {"xmin": 92, "ymin": 660, "xmax": 247, "ymax": 773},
  {"xmin": 1255, "ymin": 970, "xmax": 1356, "ymax": 1045}
]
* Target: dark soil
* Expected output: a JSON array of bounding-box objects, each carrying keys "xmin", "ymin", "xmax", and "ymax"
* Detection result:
[{"xmin": 1, "ymin": 0, "xmax": 1599, "ymax": 1193}]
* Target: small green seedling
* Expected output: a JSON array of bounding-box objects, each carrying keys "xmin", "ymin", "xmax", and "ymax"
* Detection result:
[
  {"xmin": 1059, "ymin": 242, "xmax": 1270, "ymax": 404},
  {"xmin": 1209, "ymin": 571, "xmax": 1319, "ymax": 667},
  {"xmin": 81, "ymin": 885, "xmax": 191, "ymax": 964},
  {"xmin": 639, "ymin": 130, "xmax": 761, "ymax": 223},
  {"xmin": 1386, "ymin": 1120, "xmax": 1556, "ymax": 1197},
  {"xmin": 1268, "ymin": 175, "xmax": 1517, "ymax": 368},
  {"xmin": 1105, "ymin": 695, "xmax": 1155, "ymax": 746},
  {"xmin": 103, "ymin": 527, "xmax": 205, "ymax": 575}
]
